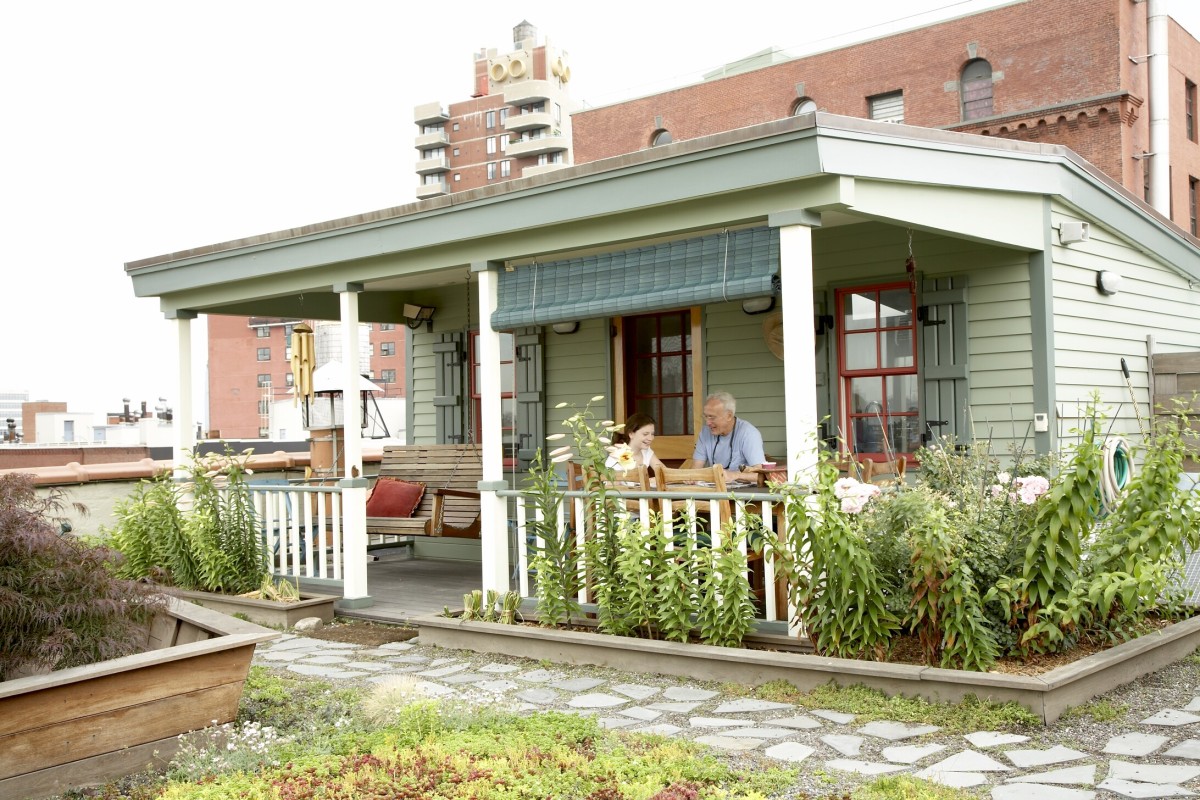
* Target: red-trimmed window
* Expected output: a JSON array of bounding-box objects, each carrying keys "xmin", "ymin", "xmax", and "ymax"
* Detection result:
[
  {"xmin": 836, "ymin": 282, "xmax": 920, "ymax": 458},
  {"xmin": 469, "ymin": 332, "xmax": 516, "ymax": 466}
]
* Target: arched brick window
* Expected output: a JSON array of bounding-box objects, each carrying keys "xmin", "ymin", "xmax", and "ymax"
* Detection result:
[{"xmin": 961, "ymin": 59, "xmax": 994, "ymax": 120}]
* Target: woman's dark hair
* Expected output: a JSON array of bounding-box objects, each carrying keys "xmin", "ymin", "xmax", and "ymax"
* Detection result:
[{"xmin": 613, "ymin": 412, "xmax": 656, "ymax": 446}]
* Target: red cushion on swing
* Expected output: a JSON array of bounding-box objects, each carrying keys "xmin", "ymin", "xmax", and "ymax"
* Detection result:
[{"xmin": 366, "ymin": 478, "xmax": 426, "ymax": 517}]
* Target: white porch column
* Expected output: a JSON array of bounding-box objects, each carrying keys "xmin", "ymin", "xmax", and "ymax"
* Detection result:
[
  {"xmin": 769, "ymin": 211, "xmax": 821, "ymax": 483},
  {"xmin": 472, "ymin": 261, "xmax": 510, "ymax": 593},
  {"xmin": 335, "ymin": 282, "xmax": 370, "ymax": 606},
  {"xmin": 168, "ymin": 310, "xmax": 197, "ymax": 478}
]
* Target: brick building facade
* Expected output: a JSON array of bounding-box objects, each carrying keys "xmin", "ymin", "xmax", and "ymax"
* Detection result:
[
  {"xmin": 414, "ymin": 21, "xmax": 575, "ymax": 198},
  {"xmin": 572, "ymin": 0, "xmax": 1200, "ymax": 234},
  {"xmin": 207, "ymin": 315, "xmax": 405, "ymax": 440}
]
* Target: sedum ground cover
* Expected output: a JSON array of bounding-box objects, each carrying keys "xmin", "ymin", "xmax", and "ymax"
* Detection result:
[{"xmin": 59, "ymin": 667, "xmax": 980, "ymax": 800}]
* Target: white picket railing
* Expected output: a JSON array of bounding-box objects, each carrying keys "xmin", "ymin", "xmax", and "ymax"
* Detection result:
[
  {"xmin": 248, "ymin": 483, "xmax": 344, "ymax": 582},
  {"xmin": 500, "ymin": 488, "xmax": 793, "ymax": 623}
]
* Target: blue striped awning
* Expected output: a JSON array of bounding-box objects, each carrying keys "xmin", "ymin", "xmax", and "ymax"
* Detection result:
[{"xmin": 492, "ymin": 226, "xmax": 779, "ymax": 329}]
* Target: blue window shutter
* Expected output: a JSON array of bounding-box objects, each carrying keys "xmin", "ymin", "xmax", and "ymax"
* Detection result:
[
  {"xmin": 433, "ymin": 332, "xmax": 465, "ymax": 444},
  {"xmin": 919, "ymin": 277, "xmax": 970, "ymax": 445}
]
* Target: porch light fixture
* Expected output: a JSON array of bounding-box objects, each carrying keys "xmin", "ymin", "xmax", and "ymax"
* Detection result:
[
  {"xmin": 1096, "ymin": 270, "xmax": 1122, "ymax": 296},
  {"xmin": 551, "ymin": 320, "xmax": 579, "ymax": 335},
  {"xmin": 741, "ymin": 295, "xmax": 776, "ymax": 315},
  {"xmin": 403, "ymin": 303, "xmax": 436, "ymax": 332}
]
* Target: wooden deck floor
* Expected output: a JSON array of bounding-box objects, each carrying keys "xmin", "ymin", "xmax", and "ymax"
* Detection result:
[{"xmin": 331, "ymin": 552, "xmax": 481, "ymax": 624}]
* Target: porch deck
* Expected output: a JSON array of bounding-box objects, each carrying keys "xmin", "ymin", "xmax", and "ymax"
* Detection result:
[{"xmin": 305, "ymin": 553, "xmax": 479, "ymax": 624}]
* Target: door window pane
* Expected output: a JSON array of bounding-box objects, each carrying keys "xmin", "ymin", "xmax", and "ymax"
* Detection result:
[
  {"xmin": 882, "ymin": 328, "xmax": 914, "ymax": 369},
  {"xmin": 843, "ymin": 292, "xmax": 878, "ymax": 330},
  {"xmin": 845, "ymin": 332, "xmax": 878, "ymax": 370},
  {"xmin": 661, "ymin": 355, "xmax": 684, "ymax": 393}
]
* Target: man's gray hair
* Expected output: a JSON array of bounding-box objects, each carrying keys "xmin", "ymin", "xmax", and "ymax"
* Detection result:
[{"xmin": 707, "ymin": 391, "xmax": 736, "ymax": 415}]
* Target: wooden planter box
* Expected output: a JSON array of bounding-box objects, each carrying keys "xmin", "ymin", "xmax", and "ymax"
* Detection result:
[
  {"xmin": 416, "ymin": 612, "xmax": 1200, "ymax": 724},
  {"xmin": 0, "ymin": 597, "xmax": 278, "ymax": 800},
  {"xmin": 175, "ymin": 588, "xmax": 338, "ymax": 628}
]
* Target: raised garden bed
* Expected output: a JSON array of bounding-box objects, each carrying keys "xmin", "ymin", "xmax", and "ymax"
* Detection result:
[
  {"xmin": 175, "ymin": 588, "xmax": 338, "ymax": 628},
  {"xmin": 416, "ymin": 612, "xmax": 1200, "ymax": 724},
  {"xmin": 0, "ymin": 597, "xmax": 278, "ymax": 800}
]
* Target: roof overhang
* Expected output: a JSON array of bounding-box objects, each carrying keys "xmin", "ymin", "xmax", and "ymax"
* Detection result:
[{"xmin": 126, "ymin": 113, "xmax": 1200, "ymax": 319}]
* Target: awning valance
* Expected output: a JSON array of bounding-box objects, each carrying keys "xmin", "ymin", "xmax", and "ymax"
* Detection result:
[{"xmin": 492, "ymin": 226, "xmax": 779, "ymax": 329}]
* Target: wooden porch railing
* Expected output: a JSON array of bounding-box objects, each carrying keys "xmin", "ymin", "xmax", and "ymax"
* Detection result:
[
  {"xmin": 499, "ymin": 487, "xmax": 793, "ymax": 623},
  {"xmin": 249, "ymin": 483, "xmax": 344, "ymax": 583}
]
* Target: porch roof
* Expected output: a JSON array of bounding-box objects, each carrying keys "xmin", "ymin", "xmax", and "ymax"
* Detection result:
[{"xmin": 126, "ymin": 113, "xmax": 1200, "ymax": 319}]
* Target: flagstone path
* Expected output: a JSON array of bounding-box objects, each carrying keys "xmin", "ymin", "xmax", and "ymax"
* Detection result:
[{"xmin": 254, "ymin": 633, "xmax": 1200, "ymax": 798}]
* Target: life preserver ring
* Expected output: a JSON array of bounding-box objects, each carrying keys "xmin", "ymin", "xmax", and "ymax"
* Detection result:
[
  {"xmin": 490, "ymin": 62, "xmax": 508, "ymax": 82},
  {"xmin": 508, "ymin": 58, "xmax": 526, "ymax": 78}
]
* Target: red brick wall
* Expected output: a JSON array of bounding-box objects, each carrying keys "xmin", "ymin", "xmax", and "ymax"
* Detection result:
[
  {"xmin": 0, "ymin": 446, "xmax": 149, "ymax": 470},
  {"xmin": 571, "ymin": 0, "xmax": 1200, "ymax": 226},
  {"xmin": 22, "ymin": 402, "xmax": 66, "ymax": 444}
]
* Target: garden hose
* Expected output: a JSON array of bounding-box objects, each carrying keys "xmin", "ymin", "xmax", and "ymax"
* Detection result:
[{"xmin": 1100, "ymin": 436, "xmax": 1134, "ymax": 514}]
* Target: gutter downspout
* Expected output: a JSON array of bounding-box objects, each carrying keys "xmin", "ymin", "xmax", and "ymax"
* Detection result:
[{"xmin": 1148, "ymin": 0, "xmax": 1171, "ymax": 214}]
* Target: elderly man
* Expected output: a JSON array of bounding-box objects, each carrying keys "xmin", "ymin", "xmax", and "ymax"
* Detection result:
[{"xmin": 688, "ymin": 391, "xmax": 766, "ymax": 484}]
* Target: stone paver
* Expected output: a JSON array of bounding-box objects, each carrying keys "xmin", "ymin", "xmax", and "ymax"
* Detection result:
[
  {"xmin": 1098, "ymin": 778, "xmax": 1196, "ymax": 798},
  {"xmin": 567, "ymin": 693, "xmax": 628, "ymax": 709},
  {"xmin": 551, "ymin": 677, "xmax": 606, "ymax": 692},
  {"xmin": 825, "ymin": 759, "xmax": 908, "ymax": 776},
  {"xmin": 1105, "ymin": 732, "xmax": 1170, "ymax": 756},
  {"xmin": 810, "ymin": 710, "xmax": 855, "ymax": 724},
  {"xmin": 881, "ymin": 743, "xmax": 947, "ymax": 764},
  {"xmin": 821, "ymin": 734, "xmax": 864, "ymax": 757},
  {"xmin": 1165, "ymin": 740, "xmax": 1200, "ymax": 759},
  {"xmin": 299, "ymin": 655, "xmax": 351, "ymax": 664},
  {"xmin": 475, "ymin": 679, "xmax": 519, "ymax": 693},
  {"xmin": 611, "ymin": 683, "xmax": 659, "ymax": 700},
  {"xmin": 765, "ymin": 742, "xmax": 815, "ymax": 763},
  {"xmin": 711, "ymin": 699, "xmax": 792, "ymax": 714},
  {"xmin": 690, "ymin": 716, "xmax": 755, "ymax": 728},
  {"xmin": 924, "ymin": 749, "xmax": 1011, "ymax": 773},
  {"xmin": 663, "ymin": 686, "xmax": 718, "ymax": 702},
  {"xmin": 619, "ymin": 706, "xmax": 661, "ymax": 721},
  {"xmin": 1107, "ymin": 760, "xmax": 1200, "ymax": 785},
  {"xmin": 646, "ymin": 701, "xmax": 701, "ymax": 713},
  {"xmin": 858, "ymin": 721, "xmax": 941, "ymax": 741},
  {"xmin": 694, "ymin": 734, "xmax": 762, "ymax": 751},
  {"xmin": 992, "ymin": 784, "xmax": 1097, "ymax": 799},
  {"xmin": 1004, "ymin": 744, "xmax": 1089, "ymax": 768},
  {"xmin": 913, "ymin": 767, "xmax": 988, "ymax": 788},
  {"xmin": 720, "ymin": 727, "xmax": 797, "ymax": 739},
  {"xmin": 1005, "ymin": 765, "xmax": 1097, "ymax": 785},
  {"xmin": 770, "ymin": 715, "xmax": 823, "ymax": 730},
  {"xmin": 517, "ymin": 668, "xmax": 558, "ymax": 683},
  {"xmin": 597, "ymin": 717, "xmax": 638, "ymax": 730},
  {"xmin": 966, "ymin": 731, "xmax": 1030, "ymax": 748},
  {"xmin": 1141, "ymin": 709, "xmax": 1200, "ymax": 727},
  {"xmin": 515, "ymin": 688, "xmax": 558, "ymax": 704},
  {"xmin": 477, "ymin": 663, "xmax": 521, "ymax": 674}
]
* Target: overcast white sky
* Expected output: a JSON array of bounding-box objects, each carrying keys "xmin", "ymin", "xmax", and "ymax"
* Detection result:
[{"xmin": 3, "ymin": 0, "xmax": 1198, "ymax": 426}]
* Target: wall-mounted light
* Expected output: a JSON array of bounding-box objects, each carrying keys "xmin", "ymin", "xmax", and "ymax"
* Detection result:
[
  {"xmin": 1058, "ymin": 221, "xmax": 1090, "ymax": 245},
  {"xmin": 1096, "ymin": 270, "xmax": 1122, "ymax": 296},
  {"xmin": 403, "ymin": 303, "xmax": 436, "ymax": 332},
  {"xmin": 741, "ymin": 296, "xmax": 776, "ymax": 315},
  {"xmin": 551, "ymin": 320, "xmax": 579, "ymax": 335}
]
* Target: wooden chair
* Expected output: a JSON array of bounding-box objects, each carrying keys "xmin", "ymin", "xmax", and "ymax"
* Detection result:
[
  {"xmin": 863, "ymin": 456, "xmax": 907, "ymax": 486},
  {"xmin": 365, "ymin": 444, "xmax": 482, "ymax": 542},
  {"xmin": 566, "ymin": 460, "xmax": 652, "ymax": 515},
  {"xmin": 654, "ymin": 464, "xmax": 732, "ymax": 526},
  {"xmin": 833, "ymin": 456, "xmax": 873, "ymax": 482}
]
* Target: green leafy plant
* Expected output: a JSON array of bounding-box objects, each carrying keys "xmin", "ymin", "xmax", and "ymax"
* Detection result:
[
  {"xmin": 694, "ymin": 521, "xmax": 757, "ymax": 648},
  {"xmin": 771, "ymin": 459, "xmax": 899, "ymax": 659},
  {"xmin": 108, "ymin": 444, "xmax": 269, "ymax": 596},
  {"xmin": 0, "ymin": 473, "xmax": 167, "ymax": 680},
  {"xmin": 524, "ymin": 447, "xmax": 582, "ymax": 626}
]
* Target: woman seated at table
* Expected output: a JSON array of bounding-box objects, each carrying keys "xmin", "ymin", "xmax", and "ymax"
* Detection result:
[{"xmin": 605, "ymin": 412, "xmax": 665, "ymax": 477}]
